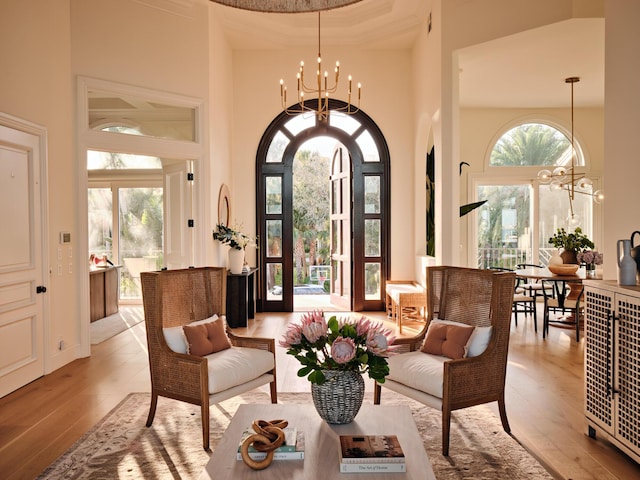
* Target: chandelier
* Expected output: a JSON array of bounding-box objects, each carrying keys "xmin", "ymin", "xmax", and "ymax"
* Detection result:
[
  {"xmin": 279, "ymin": 11, "xmax": 361, "ymax": 122},
  {"xmin": 537, "ymin": 77, "xmax": 604, "ymax": 226}
]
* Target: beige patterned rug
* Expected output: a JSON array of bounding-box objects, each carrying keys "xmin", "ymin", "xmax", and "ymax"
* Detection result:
[{"xmin": 38, "ymin": 390, "xmax": 556, "ymax": 479}]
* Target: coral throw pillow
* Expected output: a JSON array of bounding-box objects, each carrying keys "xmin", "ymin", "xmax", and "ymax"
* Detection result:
[
  {"xmin": 421, "ymin": 322, "xmax": 474, "ymax": 359},
  {"xmin": 183, "ymin": 319, "xmax": 232, "ymax": 356}
]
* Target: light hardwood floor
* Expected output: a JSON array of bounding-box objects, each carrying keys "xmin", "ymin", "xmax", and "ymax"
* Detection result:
[{"xmin": 1, "ymin": 306, "xmax": 639, "ymax": 480}]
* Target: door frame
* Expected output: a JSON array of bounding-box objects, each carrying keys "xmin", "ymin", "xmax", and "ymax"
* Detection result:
[
  {"xmin": 0, "ymin": 112, "xmax": 51, "ymax": 394},
  {"xmin": 77, "ymin": 77, "xmax": 205, "ymax": 355},
  {"xmin": 255, "ymin": 99, "xmax": 390, "ymax": 312}
]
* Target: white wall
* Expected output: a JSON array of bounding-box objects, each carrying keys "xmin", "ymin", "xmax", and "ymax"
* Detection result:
[
  {"xmin": 603, "ymin": 0, "xmax": 640, "ymax": 281},
  {"xmin": 0, "ymin": 0, "xmax": 75, "ymax": 371}
]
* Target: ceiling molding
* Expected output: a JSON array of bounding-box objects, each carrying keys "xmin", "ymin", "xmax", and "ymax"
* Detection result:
[{"xmin": 210, "ymin": 0, "xmax": 363, "ymax": 13}]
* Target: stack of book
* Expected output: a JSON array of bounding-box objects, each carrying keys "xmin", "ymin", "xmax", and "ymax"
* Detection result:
[
  {"xmin": 236, "ymin": 426, "xmax": 305, "ymax": 461},
  {"xmin": 338, "ymin": 434, "xmax": 406, "ymax": 473}
]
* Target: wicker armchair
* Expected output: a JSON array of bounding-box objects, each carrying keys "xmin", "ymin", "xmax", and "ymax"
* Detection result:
[
  {"xmin": 141, "ymin": 267, "xmax": 277, "ymax": 450},
  {"xmin": 374, "ymin": 266, "xmax": 515, "ymax": 455}
]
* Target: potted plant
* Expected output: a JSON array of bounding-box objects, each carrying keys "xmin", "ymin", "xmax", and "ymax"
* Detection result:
[
  {"xmin": 279, "ymin": 311, "xmax": 397, "ymax": 423},
  {"xmin": 548, "ymin": 227, "xmax": 595, "ymax": 264},
  {"xmin": 212, "ymin": 224, "xmax": 256, "ymax": 273}
]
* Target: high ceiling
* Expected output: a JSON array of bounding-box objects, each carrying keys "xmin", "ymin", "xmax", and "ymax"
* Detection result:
[{"xmin": 211, "ymin": 0, "xmax": 604, "ymax": 108}]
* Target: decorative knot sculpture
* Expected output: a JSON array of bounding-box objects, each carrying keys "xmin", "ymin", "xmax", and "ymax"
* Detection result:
[{"xmin": 240, "ymin": 419, "xmax": 288, "ymax": 470}]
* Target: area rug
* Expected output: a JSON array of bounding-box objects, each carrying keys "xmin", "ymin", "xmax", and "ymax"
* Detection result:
[
  {"xmin": 38, "ymin": 391, "xmax": 556, "ymax": 479},
  {"xmin": 90, "ymin": 307, "xmax": 144, "ymax": 344}
]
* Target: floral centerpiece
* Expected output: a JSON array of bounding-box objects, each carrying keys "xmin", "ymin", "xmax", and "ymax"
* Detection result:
[
  {"xmin": 577, "ymin": 250, "xmax": 603, "ymax": 271},
  {"xmin": 548, "ymin": 227, "xmax": 594, "ymax": 264},
  {"xmin": 279, "ymin": 311, "xmax": 397, "ymax": 385},
  {"xmin": 212, "ymin": 223, "xmax": 256, "ymax": 250}
]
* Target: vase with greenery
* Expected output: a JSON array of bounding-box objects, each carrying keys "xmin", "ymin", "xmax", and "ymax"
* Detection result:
[
  {"xmin": 213, "ymin": 224, "xmax": 256, "ymax": 274},
  {"xmin": 548, "ymin": 227, "xmax": 594, "ymax": 264},
  {"xmin": 212, "ymin": 223, "xmax": 256, "ymax": 250}
]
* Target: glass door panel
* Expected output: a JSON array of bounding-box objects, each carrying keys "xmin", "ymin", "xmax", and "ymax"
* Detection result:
[
  {"xmin": 118, "ymin": 187, "xmax": 163, "ymax": 300},
  {"xmin": 476, "ymin": 184, "xmax": 532, "ymax": 269}
]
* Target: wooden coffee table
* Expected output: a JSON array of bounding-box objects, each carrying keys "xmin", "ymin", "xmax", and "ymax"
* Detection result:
[{"xmin": 199, "ymin": 403, "xmax": 435, "ymax": 479}]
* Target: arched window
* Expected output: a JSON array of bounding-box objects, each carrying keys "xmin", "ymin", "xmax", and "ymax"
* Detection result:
[
  {"xmin": 472, "ymin": 121, "xmax": 597, "ymax": 269},
  {"xmin": 489, "ymin": 123, "xmax": 582, "ymax": 167}
]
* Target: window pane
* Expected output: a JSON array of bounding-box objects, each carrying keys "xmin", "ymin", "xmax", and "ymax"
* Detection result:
[
  {"xmin": 476, "ymin": 184, "xmax": 532, "ymax": 269},
  {"xmin": 266, "ymin": 130, "xmax": 289, "ymax": 163},
  {"xmin": 119, "ymin": 187, "xmax": 163, "ymax": 299},
  {"xmin": 284, "ymin": 114, "xmax": 315, "ymax": 136},
  {"xmin": 356, "ymin": 130, "xmax": 380, "ymax": 162},
  {"xmin": 329, "ymin": 111, "xmax": 361, "ymax": 135},
  {"xmin": 365, "ymin": 219, "xmax": 380, "ymax": 257},
  {"xmin": 539, "ymin": 186, "xmax": 593, "ymax": 265},
  {"xmin": 266, "ymin": 220, "xmax": 282, "ymax": 258},
  {"xmin": 489, "ymin": 123, "xmax": 578, "ymax": 167},
  {"xmin": 332, "ymin": 181, "xmax": 339, "ymax": 214},
  {"xmin": 88, "ymin": 188, "xmax": 113, "ymax": 259},
  {"xmin": 365, "ymin": 263, "xmax": 381, "ymax": 300},
  {"xmin": 266, "ymin": 177, "xmax": 282, "ymax": 214},
  {"xmin": 88, "ymin": 150, "xmax": 162, "ymax": 170},
  {"xmin": 88, "ymin": 89, "xmax": 196, "ymax": 141},
  {"xmin": 364, "ymin": 176, "xmax": 380, "ymax": 213},
  {"xmin": 332, "ymin": 220, "xmax": 339, "ymax": 254},
  {"xmin": 266, "ymin": 263, "xmax": 282, "ymax": 300}
]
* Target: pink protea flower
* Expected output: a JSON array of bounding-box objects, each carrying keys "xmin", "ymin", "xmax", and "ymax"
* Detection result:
[
  {"xmin": 279, "ymin": 322, "xmax": 302, "ymax": 348},
  {"xmin": 331, "ymin": 336, "xmax": 356, "ymax": 364},
  {"xmin": 355, "ymin": 316, "xmax": 372, "ymax": 336},
  {"xmin": 366, "ymin": 324, "xmax": 397, "ymax": 356},
  {"xmin": 300, "ymin": 310, "xmax": 327, "ymax": 343}
]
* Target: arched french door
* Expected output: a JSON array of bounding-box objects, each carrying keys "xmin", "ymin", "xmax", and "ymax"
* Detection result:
[{"xmin": 256, "ymin": 99, "xmax": 390, "ymax": 312}]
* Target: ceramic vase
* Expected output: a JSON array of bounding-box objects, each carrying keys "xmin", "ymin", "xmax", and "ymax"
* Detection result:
[
  {"xmin": 560, "ymin": 249, "xmax": 578, "ymax": 265},
  {"xmin": 617, "ymin": 239, "xmax": 636, "ymax": 286},
  {"xmin": 228, "ymin": 248, "xmax": 245, "ymax": 274},
  {"xmin": 311, "ymin": 370, "xmax": 365, "ymax": 424},
  {"xmin": 549, "ymin": 249, "xmax": 563, "ymax": 266}
]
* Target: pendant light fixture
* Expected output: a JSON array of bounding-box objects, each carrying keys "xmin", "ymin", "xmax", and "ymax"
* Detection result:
[{"xmin": 279, "ymin": 11, "xmax": 361, "ymax": 122}]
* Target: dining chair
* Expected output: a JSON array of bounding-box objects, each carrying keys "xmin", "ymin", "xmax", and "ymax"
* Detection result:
[
  {"xmin": 490, "ymin": 266, "xmax": 537, "ymax": 332},
  {"xmin": 541, "ymin": 279, "xmax": 584, "ymax": 341},
  {"xmin": 515, "ymin": 263, "xmax": 554, "ymax": 303}
]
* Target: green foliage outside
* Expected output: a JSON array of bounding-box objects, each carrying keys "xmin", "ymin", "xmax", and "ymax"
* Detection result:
[{"xmin": 293, "ymin": 149, "xmax": 331, "ymax": 286}]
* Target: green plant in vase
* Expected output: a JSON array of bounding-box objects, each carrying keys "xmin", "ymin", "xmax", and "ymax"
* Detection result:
[{"xmin": 548, "ymin": 227, "xmax": 594, "ymax": 264}]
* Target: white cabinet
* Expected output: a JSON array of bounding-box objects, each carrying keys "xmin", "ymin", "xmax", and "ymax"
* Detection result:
[{"xmin": 584, "ymin": 280, "xmax": 640, "ymax": 464}]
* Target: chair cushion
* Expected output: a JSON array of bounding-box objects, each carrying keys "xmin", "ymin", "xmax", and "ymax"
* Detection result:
[
  {"xmin": 430, "ymin": 318, "xmax": 492, "ymax": 357},
  {"xmin": 183, "ymin": 317, "xmax": 231, "ymax": 356},
  {"xmin": 421, "ymin": 322, "xmax": 474, "ymax": 359},
  {"xmin": 386, "ymin": 351, "xmax": 447, "ymax": 399},
  {"xmin": 204, "ymin": 346, "xmax": 275, "ymax": 394},
  {"xmin": 163, "ymin": 314, "xmax": 220, "ymax": 354}
]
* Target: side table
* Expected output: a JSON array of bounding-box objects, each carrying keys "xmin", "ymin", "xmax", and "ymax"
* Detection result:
[{"xmin": 226, "ymin": 267, "xmax": 258, "ymax": 328}]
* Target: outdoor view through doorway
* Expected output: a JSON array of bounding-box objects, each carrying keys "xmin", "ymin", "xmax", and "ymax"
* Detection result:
[{"xmin": 292, "ymin": 136, "xmax": 339, "ymax": 311}]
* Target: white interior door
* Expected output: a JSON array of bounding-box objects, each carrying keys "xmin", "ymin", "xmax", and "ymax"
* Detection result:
[
  {"xmin": 0, "ymin": 118, "xmax": 46, "ymax": 398},
  {"xmin": 163, "ymin": 161, "xmax": 193, "ymax": 269}
]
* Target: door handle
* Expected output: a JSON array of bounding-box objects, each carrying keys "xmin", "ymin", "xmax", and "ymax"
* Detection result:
[{"xmin": 36, "ymin": 285, "xmax": 47, "ymax": 294}]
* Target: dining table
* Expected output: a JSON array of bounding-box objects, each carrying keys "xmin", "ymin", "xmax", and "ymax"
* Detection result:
[{"xmin": 514, "ymin": 265, "xmax": 601, "ymax": 327}]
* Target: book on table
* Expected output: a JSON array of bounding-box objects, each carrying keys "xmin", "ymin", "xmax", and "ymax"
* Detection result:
[
  {"xmin": 236, "ymin": 427, "xmax": 305, "ymax": 461},
  {"xmin": 339, "ymin": 462, "xmax": 407, "ymax": 473},
  {"xmin": 339, "ymin": 435, "xmax": 405, "ymax": 464}
]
